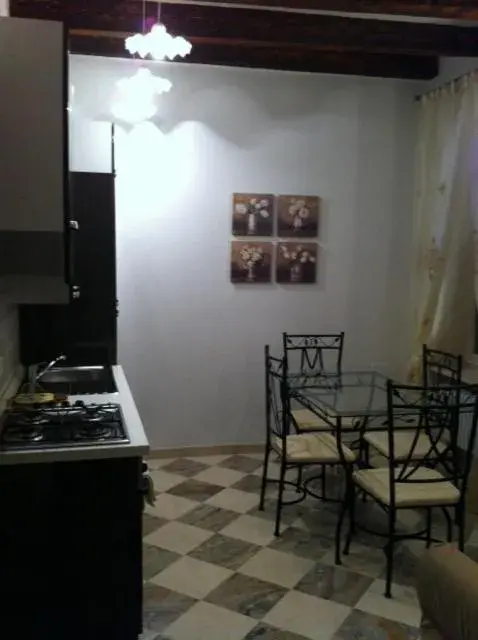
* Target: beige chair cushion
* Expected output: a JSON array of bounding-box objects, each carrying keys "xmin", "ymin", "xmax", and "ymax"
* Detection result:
[
  {"xmin": 364, "ymin": 430, "xmax": 447, "ymax": 461},
  {"xmin": 292, "ymin": 408, "xmax": 357, "ymax": 432},
  {"xmin": 274, "ymin": 433, "xmax": 356, "ymax": 464},
  {"xmin": 353, "ymin": 466, "xmax": 460, "ymax": 508}
]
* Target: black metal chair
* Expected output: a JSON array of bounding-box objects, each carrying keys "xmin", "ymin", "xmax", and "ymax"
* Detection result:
[
  {"xmin": 363, "ymin": 346, "xmax": 463, "ymax": 466},
  {"xmin": 344, "ymin": 381, "xmax": 478, "ymax": 598},
  {"xmin": 282, "ymin": 332, "xmax": 358, "ymax": 433},
  {"xmin": 259, "ymin": 345, "xmax": 357, "ymax": 561},
  {"xmin": 423, "ymin": 344, "xmax": 463, "ymax": 386}
]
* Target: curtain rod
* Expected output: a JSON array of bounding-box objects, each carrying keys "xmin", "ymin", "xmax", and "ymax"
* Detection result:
[{"xmin": 414, "ymin": 66, "xmax": 477, "ymax": 102}]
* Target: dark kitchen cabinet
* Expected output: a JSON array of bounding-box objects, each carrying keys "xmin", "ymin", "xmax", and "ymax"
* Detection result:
[
  {"xmin": 19, "ymin": 171, "xmax": 117, "ymax": 366},
  {"xmin": 0, "ymin": 16, "xmax": 70, "ymax": 303},
  {"xmin": 0, "ymin": 457, "xmax": 143, "ymax": 639}
]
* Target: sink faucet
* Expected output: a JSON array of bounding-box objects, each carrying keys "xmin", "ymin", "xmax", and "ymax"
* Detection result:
[{"xmin": 28, "ymin": 354, "xmax": 66, "ymax": 394}]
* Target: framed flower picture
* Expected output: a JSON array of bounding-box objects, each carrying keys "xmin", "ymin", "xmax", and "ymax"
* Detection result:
[
  {"xmin": 231, "ymin": 241, "xmax": 273, "ymax": 283},
  {"xmin": 232, "ymin": 193, "xmax": 274, "ymax": 237},
  {"xmin": 276, "ymin": 242, "xmax": 317, "ymax": 284},
  {"xmin": 277, "ymin": 195, "xmax": 319, "ymax": 238}
]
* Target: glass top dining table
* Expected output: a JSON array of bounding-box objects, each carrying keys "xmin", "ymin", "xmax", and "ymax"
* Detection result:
[{"xmin": 288, "ymin": 370, "xmax": 391, "ymax": 419}]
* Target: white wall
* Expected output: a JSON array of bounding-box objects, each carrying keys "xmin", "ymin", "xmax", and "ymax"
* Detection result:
[
  {"xmin": 426, "ymin": 57, "xmax": 478, "ymax": 91},
  {"xmin": 70, "ymin": 55, "xmax": 418, "ymax": 449}
]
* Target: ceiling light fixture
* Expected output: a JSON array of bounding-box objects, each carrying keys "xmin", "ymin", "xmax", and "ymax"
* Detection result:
[{"xmin": 125, "ymin": 1, "xmax": 192, "ymax": 62}]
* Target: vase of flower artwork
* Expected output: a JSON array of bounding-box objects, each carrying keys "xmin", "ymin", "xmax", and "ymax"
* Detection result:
[
  {"xmin": 279, "ymin": 244, "xmax": 316, "ymax": 283},
  {"xmin": 240, "ymin": 244, "xmax": 264, "ymax": 282},
  {"xmin": 235, "ymin": 197, "xmax": 271, "ymax": 236}
]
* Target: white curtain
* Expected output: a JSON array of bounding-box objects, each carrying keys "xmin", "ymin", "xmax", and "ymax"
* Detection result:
[{"xmin": 409, "ymin": 74, "xmax": 478, "ymax": 381}]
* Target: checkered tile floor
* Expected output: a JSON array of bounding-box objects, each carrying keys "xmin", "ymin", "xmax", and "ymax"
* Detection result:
[{"xmin": 140, "ymin": 452, "xmax": 462, "ymax": 640}]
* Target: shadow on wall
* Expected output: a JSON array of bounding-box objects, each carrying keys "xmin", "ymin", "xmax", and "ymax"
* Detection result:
[{"xmin": 70, "ymin": 56, "xmax": 358, "ymax": 147}]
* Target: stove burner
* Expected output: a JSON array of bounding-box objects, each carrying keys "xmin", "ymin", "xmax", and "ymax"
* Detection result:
[
  {"xmin": 16, "ymin": 413, "xmax": 49, "ymax": 427},
  {"xmin": 4, "ymin": 426, "xmax": 44, "ymax": 444},
  {"xmin": 76, "ymin": 424, "xmax": 111, "ymax": 440}
]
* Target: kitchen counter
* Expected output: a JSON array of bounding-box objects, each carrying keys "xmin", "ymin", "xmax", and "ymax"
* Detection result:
[{"xmin": 0, "ymin": 365, "xmax": 149, "ymax": 465}]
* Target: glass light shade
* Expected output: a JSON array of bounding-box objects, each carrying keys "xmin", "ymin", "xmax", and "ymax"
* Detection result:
[{"xmin": 125, "ymin": 23, "xmax": 192, "ymax": 61}]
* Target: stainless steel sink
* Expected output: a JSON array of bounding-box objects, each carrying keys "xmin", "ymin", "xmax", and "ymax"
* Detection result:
[{"xmin": 30, "ymin": 365, "xmax": 117, "ymax": 395}]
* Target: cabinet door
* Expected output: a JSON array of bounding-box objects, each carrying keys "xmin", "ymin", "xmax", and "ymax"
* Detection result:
[{"xmin": 0, "ymin": 17, "xmax": 66, "ymax": 278}]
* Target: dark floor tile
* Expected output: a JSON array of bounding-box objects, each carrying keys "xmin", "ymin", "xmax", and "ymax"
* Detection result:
[
  {"xmin": 220, "ymin": 455, "xmax": 263, "ymax": 474},
  {"xmin": 333, "ymin": 610, "xmax": 420, "ymax": 639},
  {"xmin": 232, "ymin": 474, "xmax": 264, "ymax": 494},
  {"xmin": 296, "ymin": 562, "xmax": 373, "ymax": 607},
  {"xmin": 143, "ymin": 583, "xmax": 196, "ymax": 633},
  {"xmin": 245, "ymin": 623, "xmax": 310, "ymax": 639},
  {"xmin": 206, "ymin": 573, "xmax": 287, "ymax": 619},
  {"xmin": 167, "ymin": 479, "xmax": 223, "ymax": 502},
  {"xmin": 160, "ymin": 458, "xmax": 209, "ymax": 477},
  {"xmin": 179, "ymin": 503, "xmax": 240, "ymax": 532},
  {"xmin": 189, "ymin": 533, "xmax": 261, "ymax": 570},
  {"xmin": 143, "ymin": 513, "xmax": 168, "ymax": 536},
  {"xmin": 268, "ymin": 526, "xmax": 333, "ymax": 560},
  {"xmin": 143, "ymin": 544, "xmax": 181, "ymax": 581}
]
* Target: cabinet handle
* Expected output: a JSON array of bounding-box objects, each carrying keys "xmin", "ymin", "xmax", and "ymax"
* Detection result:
[{"xmin": 68, "ymin": 219, "xmax": 79, "ymax": 286}]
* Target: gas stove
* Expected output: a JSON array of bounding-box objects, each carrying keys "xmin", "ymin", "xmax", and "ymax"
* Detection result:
[{"xmin": 0, "ymin": 401, "xmax": 129, "ymax": 451}]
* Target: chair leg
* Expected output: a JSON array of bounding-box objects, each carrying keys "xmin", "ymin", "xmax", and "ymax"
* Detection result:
[
  {"xmin": 344, "ymin": 482, "xmax": 356, "ymax": 556},
  {"xmin": 443, "ymin": 507, "xmax": 453, "ymax": 543},
  {"xmin": 335, "ymin": 479, "xmax": 349, "ymax": 566},
  {"xmin": 385, "ymin": 511, "xmax": 396, "ymax": 599},
  {"xmin": 321, "ymin": 464, "xmax": 327, "ymax": 499},
  {"xmin": 259, "ymin": 445, "xmax": 271, "ymax": 511},
  {"xmin": 457, "ymin": 503, "xmax": 466, "ymax": 552},
  {"xmin": 426, "ymin": 509, "xmax": 432, "ymax": 549},
  {"xmin": 274, "ymin": 459, "xmax": 287, "ymax": 537},
  {"xmin": 296, "ymin": 466, "xmax": 303, "ymax": 493}
]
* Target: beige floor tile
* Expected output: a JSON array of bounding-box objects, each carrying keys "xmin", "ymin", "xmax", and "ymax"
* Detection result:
[
  {"xmin": 151, "ymin": 556, "xmax": 233, "ymax": 600},
  {"xmin": 244, "ymin": 452, "xmax": 266, "ymax": 460},
  {"xmin": 263, "ymin": 590, "xmax": 350, "ymax": 640},
  {"xmin": 239, "ymin": 547, "xmax": 314, "ymax": 589},
  {"xmin": 355, "ymin": 579, "xmax": 421, "ymax": 627},
  {"xmin": 165, "ymin": 600, "xmax": 256, "ymax": 640},
  {"xmin": 150, "ymin": 469, "xmax": 186, "ymax": 493},
  {"xmin": 220, "ymin": 514, "xmax": 277, "ymax": 546},
  {"xmin": 194, "ymin": 466, "xmax": 246, "ymax": 488},
  {"xmin": 146, "ymin": 493, "xmax": 198, "ymax": 521},
  {"xmin": 190, "ymin": 455, "xmax": 232, "ymax": 466},
  {"xmin": 147, "ymin": 457, "xmax": 177, "ymax": 469},
  {"xmin": 206, "ymin": 488, "xmax": 259, "ymax": 514},
  {"xmin": 144, "ymin": 521, "xmax": 213, "ymax": 555}
]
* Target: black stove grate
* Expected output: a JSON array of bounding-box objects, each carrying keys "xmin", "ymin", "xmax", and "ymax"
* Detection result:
[{"xmin": 0, "ymin": 402, "xmax": 129, "ymax": 451}]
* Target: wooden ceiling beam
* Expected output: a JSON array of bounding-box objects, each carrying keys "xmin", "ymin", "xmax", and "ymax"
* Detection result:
[
  {"xmin": 9, "ymin": 0, "xmax": 478, "ymax": 57},
  {"xmin": 160, "ymin": 0, "xmax": 478, "ymax": 21},
  {"xmin": 68, "ymin": 30, "xmax": 438, "ymax": 79}
]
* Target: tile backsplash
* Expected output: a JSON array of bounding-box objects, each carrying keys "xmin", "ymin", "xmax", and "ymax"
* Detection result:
[{"xmin": 0, "ymin": 296, "xmax": 19, "ymax": 392}]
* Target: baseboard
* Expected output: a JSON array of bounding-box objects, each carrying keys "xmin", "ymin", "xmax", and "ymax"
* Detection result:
[{"xmin": 148, "ymin": 442, "xmax": 264, "ymax": 459}]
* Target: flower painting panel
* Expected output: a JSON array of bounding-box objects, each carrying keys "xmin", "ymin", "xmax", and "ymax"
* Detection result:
[
  {"xmin": 232, "ymin": 193, "xmax": 274, "ymax": 237},
  {"xmin": 231, "ymin": 241, "xmax": 272, "ymax": 284},
  {"xmin": 278, "ymin": 195, "xmax": 319, "ymax": 238},
  {"xmin": 276, "ymin": 242, "xmax": 317, "ymax": 284}
]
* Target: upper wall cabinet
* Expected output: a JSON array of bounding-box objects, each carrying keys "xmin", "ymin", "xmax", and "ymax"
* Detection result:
[
  {"xmin": 0, "ymin": 17, "xmax": 68, "ymax": 303},
  {"xmin": 69, "ymin": 119, "xmax": 114, "ymax": 174}
]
